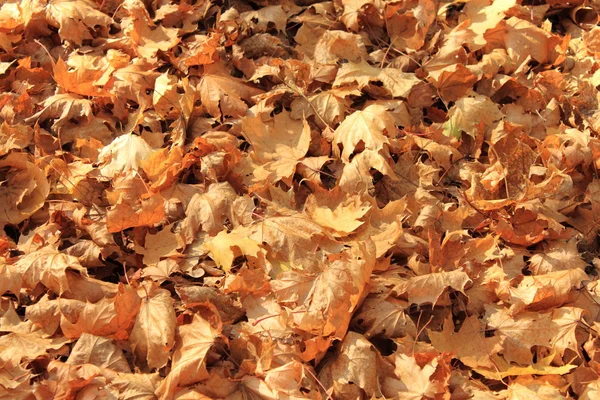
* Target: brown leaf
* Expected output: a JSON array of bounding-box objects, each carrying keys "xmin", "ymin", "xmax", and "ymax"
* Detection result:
[
  {"xmin": 333, "ymin": 104, "xmax": 395, "ymax": 161},
  {"xmin": 157, "ymin": 314, "xmax": 221, "ymax": 398},
  {"xmin": 393, "ymin": 270, "xmax": 472, "ymax": 306},
  {"xmin": 241, "ymin": 111, "xmax": 311, "ymax": 184},
  {"xmin": 198, "ymin": 62, "xmax": 263, "ymax": 118},
  {"xmin": 0, "ymin": 153, "xmax": 50, "ymax": 224},
  {"xmin": 46, "ymin": 0, "xmax": 112, "ymax": 44},
  {"xmin": 318, "ymin": 332, "xmax": 381, "ymax": 399},
  {"xmin": 14, "ymin": 247, "xmax": 87, "ymax": 295},
  {"xmin": 129, "ymin": 283, "xmax": 176, "ymax": 370}
]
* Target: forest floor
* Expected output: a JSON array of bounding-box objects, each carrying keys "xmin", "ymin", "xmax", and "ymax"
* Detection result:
[{"xmin": 2, "ymin": 0, "xmax": 600, "ymax": 399}]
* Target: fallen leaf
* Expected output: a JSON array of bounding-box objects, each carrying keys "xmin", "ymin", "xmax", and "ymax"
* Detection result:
[
  {"xmin": 157, "ymin": 314, "xmax": 221, "ymax": 398},
  {"xmin": 0, "ymin": 152, "xmax": 50, "ymax": 224},
  {"xmin": 129, "ymin": 283, "xmax": 176, "ymax": 369}
]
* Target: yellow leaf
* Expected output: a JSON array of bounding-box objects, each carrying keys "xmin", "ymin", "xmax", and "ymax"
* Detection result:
[{"xmin": 204, "ymin": 227, "xmax": 262, "ymax": 272}]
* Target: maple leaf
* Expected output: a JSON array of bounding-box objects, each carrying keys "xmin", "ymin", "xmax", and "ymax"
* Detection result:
[
  {"xmin": 60, "ymin": 284, "xmax": 141, "ymax": 340},
  {"xmin": 334, "ymin": 60, "xmax": 421, "ymax": 98},
  {"xmin": 0, "ymin": 332, "xmax": 67, "ymax": 364},
  {"xmin": 383, "ymin": 353, "xmax": 447, "ymax": 400},
  {"xmin": 503, "ymin": 269, "xmax": 588, "ymax": 313},
  {"xmin": 264, "ymin": 361, "xmax": 317, "ymax": 398},
  {"xmin": 241, "ymin": 111, "xmax": 311, "ymax": 184},
  {"xmin": 504, "ymin": 17, "xmax": 566, "ymax": 66},
  {"xmin": 67, "ymin": 333, "xmax": 131, "ymax": 372},
  {"xmin": 24, "ymin": 93, "xmax": 93, "ymax": 132},
  {"xmin": 52, "ymin": 56, "xmax": 111, "ymax": 97},
  {"xmin": 46, "ymin": 0, "xmax": 112, "ymax": 45},
  {"xmin": 485, "ymin": 305, "xmax": 586, "ymax": 365},
  {"xmin": 4, "ymin": 0, "xmax": 600, "ymax": 395},
  {"xmin": 529, "ymin": 238, "xmax": 587, "ymax": 274},
  {"xmin": 393, "ymin": 270, "xmax": 472, "ymax": 306},
  {"xmin": 290, "ymin": 88, "xmax": 358, "ymax": 128},
  {"xmin": 106, "ymin": 190, "xmax": 166, "ymax": 233},
  {"xmin": 239, "ymin": 5, "xmax": 287, "ymax": 33},
  {"xmin": 98, "ymin": 133, "xmax": 156, "ymax": 179},
  {"xmin": 178, "ymin": 182, "xmax": 238, "ymax": 243},
  {"xmin": 0, "ymin": 122, "xmax": 32, "ymax": 156},
  {"xmin": 313, "ymin": 30, "xmax": 368, "ymax": 64},
  {"xmin": 198, "ymin": 62, "xmax": 263, "ymax": 118},
  {"xmin": 443, "ymin": 94, "xmax": 503, "ymax": 139},
  {"xmin": 351, "ymin": 296, "xmax": 417, "ymax": 339},
  {"xmin": 175, "ymin": 34, "xmax": 220, "ymax": 72},
  {"xmin": 14, "ymin": 247, "xmax": 87, "ymax": 294},
  {"xmin": 339, "ymin": 149, "xmax": 395, "ymax": 193},
  {"xmin": 121, "ymin": 0, "xmax": 180, "ymax": 60},
  {"xmin": 304, "ymin": 188, "xmax": 372, "ymax": 236},
  {"xmin": 204, "ymin": 226, "xmax": 262, "ymax": 272},
  {"xmin": 429, "ymin": 315, "xmax": 503, "ymax": 371},
  {"xmin": 428, "ymin": 64, "xmax": 478, "ymax": 103},
  {"xmin": 0, "ymin": 152, "xmax": 50, "ymax": 224},
  {"xmin": 157, "ymin": 314, "xmax": 221, "ymax": 398},
  {"xmin": 248, "ymin": 215, "xmax": 340, "ymax": 271},
  {"xmin": 385, "ymin": 0, "xmax": 437, "ymax": 51},
  {"xmin": 571, "ymin": 179, "xmax": 600, "ymax": 243},
  {"xmin": 318, "ymin": 332, "xmax": 381, "ymax": 398},
  {"xmin": 129, "ymin": 283, "xmax": 176, "ymax": 370},
  {"xmin": 360, "ymin": 199, "xmax": 406, "ymax": 257},
  {"xmin": 272, "ymin": 242, "xmax": 375, "ymax": 338},
  {"xmin": 333, "ymin": 104, "xmax": 395, "ymax": 161}
]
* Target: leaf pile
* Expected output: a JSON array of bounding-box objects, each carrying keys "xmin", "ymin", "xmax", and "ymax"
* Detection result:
[{"xmin": 3, "ymin": 0, "xmax": 600, "ymax": 398}]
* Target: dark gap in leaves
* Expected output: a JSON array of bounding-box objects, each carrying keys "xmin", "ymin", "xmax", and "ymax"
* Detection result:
[
  {"xmin": 370, "ymin": 336, "xmax": 397, "ymax": 356},
  {"xmin": 229, "ymin": 256, "xmax": 247, "ymax": 274},
  {"xmin": 321, "ymin": 165, "xmax": 338, "ymax": 190},
  {"xmin": 497, "ymin": 96, "xmax": 515, "ymax": 105},
  {"xmin": 371, "ymin": 170, "xmax": 383, "ymax": 185},
  {"xmin": 270, "ymin": 103, "xmax": 283, "ymax": 116},
  {"xmin": 239, "ymin": 140, "xmax": 251, "ymax": 152},
  {"xmin": 4, "ymin": 224, "xmax": 20, "ymax": 243},
  {"xmin": 430, "ymin": 98, "xmax": 448, "ymax": 111},
  {"xmin": 585, "ymin": 264, "xmax": 597, "ymax": 277},
  {"xmin": 546, "ymin": 12, "xmax": 566, "ymax": 35},
  {"xmin": 231, "ymin": 67, "xmax": 244, "ymax": 79}
]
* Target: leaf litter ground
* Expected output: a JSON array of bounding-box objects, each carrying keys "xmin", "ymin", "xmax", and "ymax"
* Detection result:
[{"xmin": 2, "ymin": 0, "xmax": 600, "ymax": 399}]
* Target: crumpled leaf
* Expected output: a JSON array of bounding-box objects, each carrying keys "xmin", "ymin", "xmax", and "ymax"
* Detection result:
[
  {"xmin": 14, "ymin": 247, "xmax": 88, "ymax": 294},
  {"xmin": 0, "ymin": 152, "xmax": 50, "ymax": 224},
  {"xmin": 393, "ymin": 270, "xmax": 472, "ymax": 306},
  {"xmin": 334, "ymin": 60, "xmax": 421, "ymax": 98},
  {"xmin": 46, "ymin": 0, "xmax": 112, "ymax": 45},
  {"xmin": 24, "ymin": 94, "xmax": 93, "ymax": 132}
]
